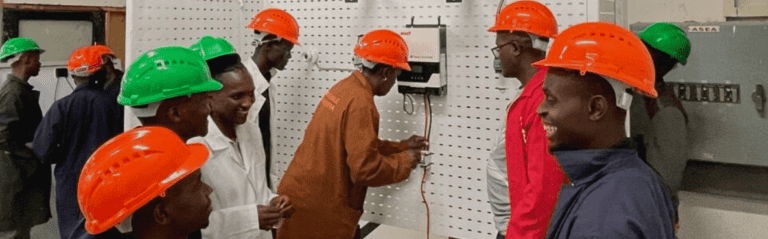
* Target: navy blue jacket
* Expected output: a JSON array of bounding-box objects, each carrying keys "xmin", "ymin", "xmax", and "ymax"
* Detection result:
[
  {"xmin": 68, "ymin": 218, "xmax": 128, "ymax": 239},
  {"xmin": 32, "ymin": 81, "xmax": 123, "ymax": 239},
  {"xmin": 546, "ymin": 147, "xmax": 675, "ymax": 239}
]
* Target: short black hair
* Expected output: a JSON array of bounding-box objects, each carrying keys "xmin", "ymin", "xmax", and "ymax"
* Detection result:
[
  {"xmin": 206, "ymin": 54, "xmax": 242, "ymax": 79},
  {"xmin": 547, "ymin": 67, "xmax": 616, "ymax": 104},
  {"xmin": 212, "ymin": 61, "xmax": 246, "ymax": 82}
]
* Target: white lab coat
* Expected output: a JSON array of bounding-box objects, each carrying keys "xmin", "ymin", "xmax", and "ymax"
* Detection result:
[
  {"xmin": 243, "ymin": 58, "xmax": 279, "ymax": 189},
  {"xmin": 190, "ymin": 117, "xmax": 277, "ymax": 239}
]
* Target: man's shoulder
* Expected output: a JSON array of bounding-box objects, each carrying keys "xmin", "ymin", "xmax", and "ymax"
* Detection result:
[
  {"xmin": 582, "ymin": 162, "xmax": 666, "ymax": 207},
  {"xmin": 656, "ymin": 86, "xmax": 686, "ymax": 113},
  {"xmin": 0, "ymin": 80, "xmax": 23, "ymax": 97},
  {"xmin": 330, "ymin": 76, "xmax": 373, "ymax": 105},
  {"xmin": 68, "ymin": 219, "xmax": 130, "ymax": 239},
  {"xmin": 569, "ymin": 169, "xmax": 674, "ymax": 239}
]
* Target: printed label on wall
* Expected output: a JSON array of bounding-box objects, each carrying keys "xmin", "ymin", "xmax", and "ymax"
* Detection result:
[
  {"xmin": 688, "ymin": 26, "xmax": 720, "ymax": 33},
  {"xmin": 670, "ymin": 82, "xmax": 740, "ymax": 103}
]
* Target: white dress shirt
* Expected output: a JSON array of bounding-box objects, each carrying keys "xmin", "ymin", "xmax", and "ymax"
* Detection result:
[
  {"xmin": 190, "ymin": 117, "xmax": 277, "ymax": 239},
  {"xmin": 243, "ymin": 58, "xmax": 279, "ymax": 189}
]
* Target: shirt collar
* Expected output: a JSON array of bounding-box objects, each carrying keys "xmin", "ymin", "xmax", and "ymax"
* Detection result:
[
  {"xmin": 352, "ymin": 70, "xmax": 374, "ymax": 95},
  {"xmin": 519, "ymin": 66, "xmax": 548, "ymax": 98},
  {"xmin": 203, "ymin": 116, "xmax": 234, "ymax": 151},
  {"xmin": 6, "ymin": 74, "xmax": 33, "ymax": 90},
  {"xmin": 202, "ymin": 116, "xmax": 259, "ymax": 152},
  {"xmin": 72, "ymin": 81, "xmax": 95, "ymax": 93},
  {"xmin": 244, "ymin": 58, "xmax": 270, "ymax": 95},
  {"xmin": 552, "ymin": 140, "xmax": 637, "ymax": 185}
]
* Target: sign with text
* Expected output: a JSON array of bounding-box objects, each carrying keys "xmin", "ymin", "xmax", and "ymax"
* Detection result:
[{"xmin": 688, "ymin": 26, "xmax": 720, "ymax": 33}]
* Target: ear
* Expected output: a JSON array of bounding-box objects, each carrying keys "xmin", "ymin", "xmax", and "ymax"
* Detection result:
[
  {"xmin": 153, "ymin": 200, "xmax": 171, "ymax": 225},
  {"xmin": 588, "ymin": 95, "xmax": 608, "ymax": 121},
  {"xmin": 166, "ymin": 104, "xmax": 183, "ymax": 123},
  {"xmin": 510, "ymin": 41, "xmax": 523, "ymax": 56}
]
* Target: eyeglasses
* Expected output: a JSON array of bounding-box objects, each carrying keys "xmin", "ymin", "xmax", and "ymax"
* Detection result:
[
  {"xmin": 491, "ymin": 41, "xmax": 514, "ymax": 58},
  {"xmin": 251, "ymin": 38, "xmax": 281, "ymax": 46}
]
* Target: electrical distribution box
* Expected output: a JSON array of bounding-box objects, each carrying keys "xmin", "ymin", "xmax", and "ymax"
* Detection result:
[
  {"xmin": 630, "ymin": 21, "xmax": 768, "ymax": 167},
  {"xmin": 396, "ymin": 21, "xmax": 447, "ymax": 96}
]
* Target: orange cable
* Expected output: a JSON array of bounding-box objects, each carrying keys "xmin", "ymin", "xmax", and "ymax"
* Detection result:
[{"xmin": 421, "ymin": 94, "xmax": 431, "ymax": 239}]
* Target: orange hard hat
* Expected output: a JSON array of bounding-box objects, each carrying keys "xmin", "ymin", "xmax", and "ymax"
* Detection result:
[
  {"xmin": 91, "ymin": 44, "xmax": 116, "ymax": 60},
  {"xmin": 247, "ymin": 8, "xmax": 300, "ymax": 45},
  {"xmin": 77, "ymin": 126, "xmax": 209, "ymax": 234},
  {"xmin": 533, "ymin": 22, "xmax": 657, "ymax": 98},
  {"xmin": 67, "ymin": 45, "xmax": 108, "ymax": 77},
  {"xmin": 488, "ymin": 0, "xmax": 558, "ymax": 38},
  {"xmin": 354, "ymin": 29, "xmax": 411, "ymax": 71}
]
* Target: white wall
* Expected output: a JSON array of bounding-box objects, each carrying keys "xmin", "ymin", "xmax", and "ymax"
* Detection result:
[
  {"xmin": 628, "ymin": 0, "xmax": 725, "ymax": 23},
  {"xmin": 4, "ymin": 0, "xmax": 124, "ymax": 7}
]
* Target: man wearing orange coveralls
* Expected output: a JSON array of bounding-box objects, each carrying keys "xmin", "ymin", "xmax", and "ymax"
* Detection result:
[{"xmin": 276, "ymin": 29, "xmax": 428, "ymax": 239}]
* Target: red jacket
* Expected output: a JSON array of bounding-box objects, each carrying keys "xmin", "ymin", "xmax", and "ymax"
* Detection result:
[{"xmin": 505, "ymin": 67, "xmax": 567, "ymax": 239}]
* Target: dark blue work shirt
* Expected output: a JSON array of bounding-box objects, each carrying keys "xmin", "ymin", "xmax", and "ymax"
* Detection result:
[
  {"xmin": 546, "ymin": 147, "xmax": 675, "ymax": 239},
  {"xmin": 32, "ymin": 81, "xmax": 124, "ymax": 239}
]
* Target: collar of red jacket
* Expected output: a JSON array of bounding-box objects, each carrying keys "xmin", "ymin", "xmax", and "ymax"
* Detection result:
[{"xmin": 519, "ymin": 66, "xmax": 548, "ymax": 99}]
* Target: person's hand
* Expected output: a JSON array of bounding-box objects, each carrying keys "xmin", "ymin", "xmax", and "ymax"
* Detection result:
[
  {"xmin": 404, "ymin": 135, "xmax": 428, "ymax": 150},
  {"xmin": 408, "ymin": 149, "xmax": 422, "ymax": 169},
  {"xmin": 257, "ymin": 205, "xmax": 282, "ymax": 230},
  {"xmin": 270, "ymin": 195, "xmax": 294, "ymax": 218},
  {"xmin": 13, "ymin": 147, "xmax": 34, "ymax": 158}
]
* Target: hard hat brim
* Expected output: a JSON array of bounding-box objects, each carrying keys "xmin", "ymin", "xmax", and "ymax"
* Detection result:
[
  {"xmin": 84, "ymin": 142, "xmax": 210, "ymax": 234},
  {"xmin": 532, "ymin": 59, "xmax": 659, "ymax": 99},
  {"xmin": 118, "ymin": 78, "xmax": 223, "ymax": 107},
  {"xmin": 396, "ymin": 62, "xmax": 412, "ymax": 71}
]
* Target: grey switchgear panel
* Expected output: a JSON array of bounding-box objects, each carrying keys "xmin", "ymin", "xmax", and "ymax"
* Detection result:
[{"xmin": 631, "ymin": 21, "xmax": 768, "ymax": 167}]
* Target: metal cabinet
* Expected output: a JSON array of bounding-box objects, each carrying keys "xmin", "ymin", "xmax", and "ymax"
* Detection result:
[{"xmin": 631, "ymin": 21, "xmax": 768, "ymax": 167}]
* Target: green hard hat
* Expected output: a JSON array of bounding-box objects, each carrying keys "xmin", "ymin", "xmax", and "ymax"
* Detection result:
[
  {"xmin": 0, "ymin": 37, "xmax": 45, "ymax": 62},
  {"xmin": 118, "ymin": 46, "xmax": 223, "ymax": 106},
  {"xmin": 639, "ymin": 22, "xmax": 691, "ymax": 65},
  {"xmin": 190, "ymin": 36, "xmax": 237, "ymax": 61}
]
